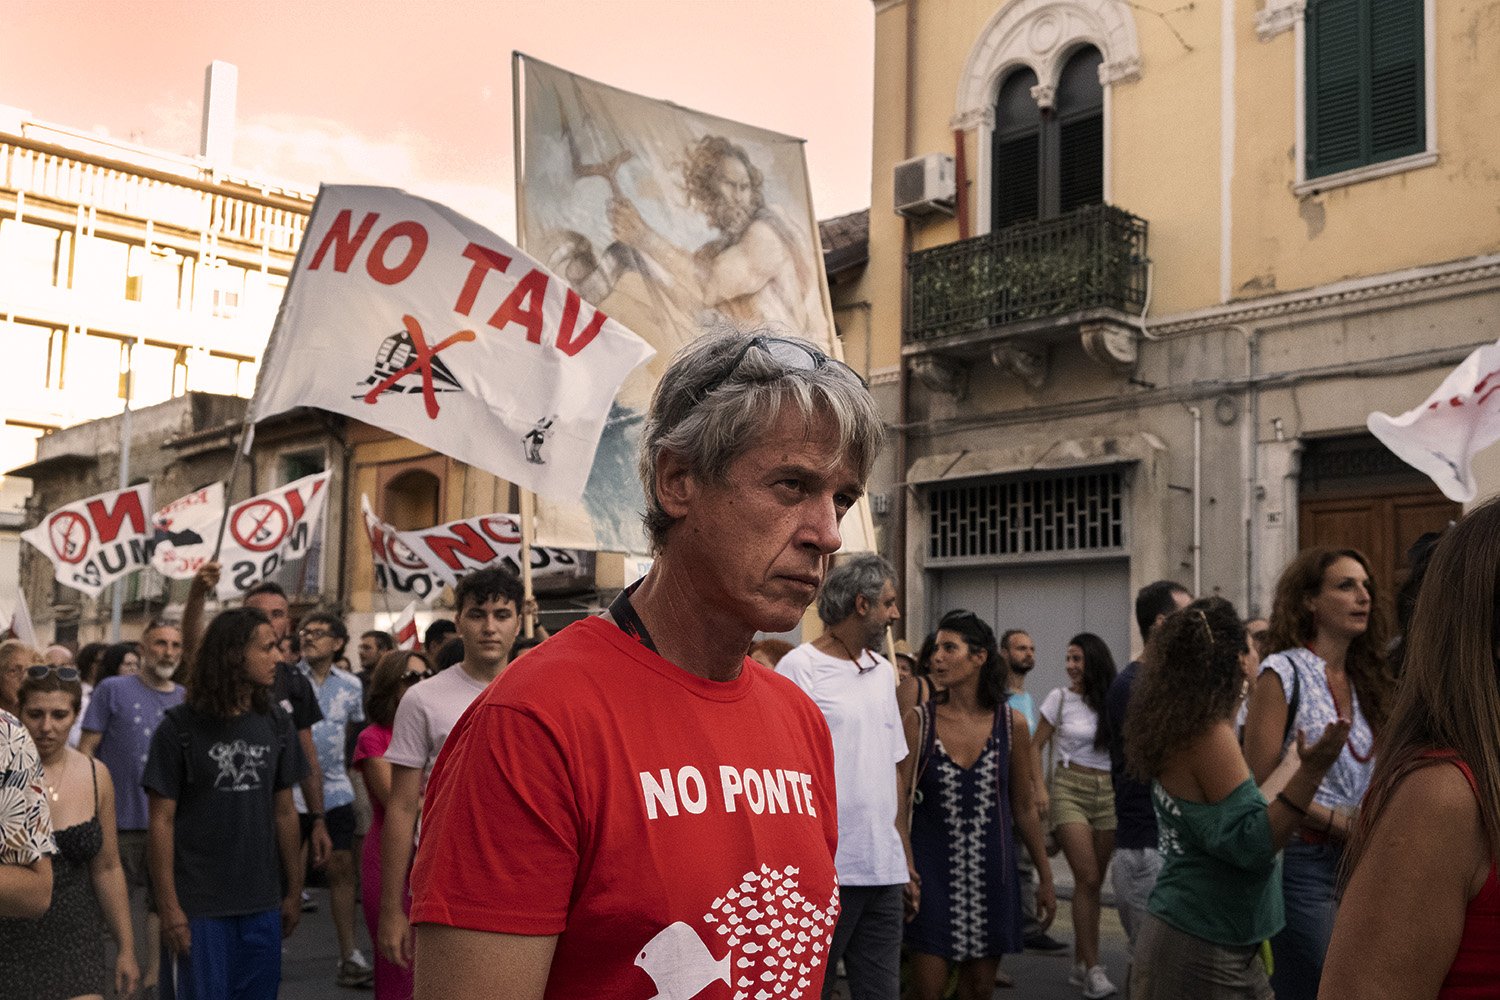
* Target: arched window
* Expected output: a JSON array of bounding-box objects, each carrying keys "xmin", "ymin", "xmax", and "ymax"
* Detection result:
[
  {"xmin": 990, "ymin": 46, "xmax": 1105, "ymax": 228},
  {"xmin": 383, "ymin": 469, "xmax": 441, "ymax": 531}
]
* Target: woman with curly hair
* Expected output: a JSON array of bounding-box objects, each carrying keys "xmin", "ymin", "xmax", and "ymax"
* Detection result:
[
  {"xmin": 1241, "ymin": 547, "xmax": 1393, "ymax": 1000},
  {"xmin": 1321, "ymin": 498, "xmax": 1500, "ymax": 999},
  {"xmin": 143, "ymin": 608, "xmax": 305, "ymax": 1000},
  {"xmin": 1124, "ymin": 596, "xmax": 1348, "ymax": 998},
  {"xmin": 1033, "ymin": 632, "xmax": 1118, "ymax": 997},
  {"xmin": 899, "ymin": 610, "xmax": 1056, "ymax": 1000}
]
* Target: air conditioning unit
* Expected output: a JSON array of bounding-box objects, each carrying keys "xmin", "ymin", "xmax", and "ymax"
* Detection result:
[{"xmin": 893, "ymin": 153, "xmax": 956, "ymax": 218}]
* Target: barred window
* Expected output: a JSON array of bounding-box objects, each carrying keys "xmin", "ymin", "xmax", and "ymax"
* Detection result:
[{"xmin": 927, "ymin": 469, "xmax": 1126, "ymax": 561}]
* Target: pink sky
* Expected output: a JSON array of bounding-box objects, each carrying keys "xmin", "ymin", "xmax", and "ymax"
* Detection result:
[{"xmin": 1, "ymin": 0, "xmax": 874, "ymax": 234}]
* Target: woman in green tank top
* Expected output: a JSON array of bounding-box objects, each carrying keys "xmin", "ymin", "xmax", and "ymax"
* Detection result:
[{"xmin": 1122, "ymin": 597, "xmax": 1349, "ymax": 999}]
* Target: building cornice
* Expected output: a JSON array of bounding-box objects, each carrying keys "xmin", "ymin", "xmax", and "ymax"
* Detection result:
[
  {"xmin": 1147, "ymin": 253, "xmax": 1500, "ymax": 337},
  {"xmin": 1255, "ymin": 0, "xmax": 1303, "ymax": 43}
]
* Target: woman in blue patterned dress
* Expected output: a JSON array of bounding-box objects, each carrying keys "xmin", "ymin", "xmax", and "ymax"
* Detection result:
[{"xmin": 899, "ymin": 610, "xmax": 1056, "ymax": 1000}]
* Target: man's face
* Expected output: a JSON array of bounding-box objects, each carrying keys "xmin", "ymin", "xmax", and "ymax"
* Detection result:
[
  {"xmin": 1004, "ymin": 633, "xmax": 1036, "ymax": 674},
  {"xmin": 0, "ymin": 653, "xmax": 23, "ymax": 709},
  {"xmin": 456, "ymin": 596, "xmax": 521, "ymax": 670},
  {"xmin": 856, "ymin": 579, "xmax": 901, "ymax": 649},
  {"xmin": 710, "ymin": 155, "xmax": 755, "ymax": 236},
  {"xmin": 357, "ymin": 636, "xmax": 382, "ymax": 670},
  {"xmin": 143, "ymin": 626, "xmax": 183, "ymax": 679},
  {"xmin": 245, "ymin": 592, "xmax": 292, "ymax": 641},
  {"xmin": 664, "ymin": 407, "xmax": 862, "ymax": 636},
  {"xmin": 298, "ymin": 621, "xmax": 343, "ymax": 668}
]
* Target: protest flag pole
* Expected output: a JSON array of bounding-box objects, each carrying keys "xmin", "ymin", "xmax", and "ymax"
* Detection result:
[{"xmin": 512, "ymin": 52, "xmax": 538, "ymax": 641}]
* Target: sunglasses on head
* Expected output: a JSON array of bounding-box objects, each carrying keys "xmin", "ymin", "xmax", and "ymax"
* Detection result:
[
  {"xmin": 26, "ymin": 664, "xmax": 81, "ymax": 682},
  {"xmin": 697, "ymin": 335, "xmax": 867, "ymax": 403}
]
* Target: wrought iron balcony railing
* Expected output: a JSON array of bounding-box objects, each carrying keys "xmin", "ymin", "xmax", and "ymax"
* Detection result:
[{"xmin": 906, "ymin": 203, "xmax": 1148, "ymax": 343}]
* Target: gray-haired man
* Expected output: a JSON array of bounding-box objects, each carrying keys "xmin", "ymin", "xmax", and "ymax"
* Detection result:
[
  {"xmin": 777, "ymin": 553, "xmax": 908, "ymax": 1000},
  {"xmin": 408, "ymin": 332, "xmax": 883, "ymax": 999}
]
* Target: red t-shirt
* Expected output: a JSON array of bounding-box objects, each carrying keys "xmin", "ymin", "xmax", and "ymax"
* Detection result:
[{"xmin": 410, "ymin": 616, "xmax": 842, "ymax": 1000}]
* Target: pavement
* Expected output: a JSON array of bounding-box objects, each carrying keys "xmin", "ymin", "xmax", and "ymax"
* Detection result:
[{"xmin": 272, "ymin": 858, "xmax": 1129, "ymax": 1000}]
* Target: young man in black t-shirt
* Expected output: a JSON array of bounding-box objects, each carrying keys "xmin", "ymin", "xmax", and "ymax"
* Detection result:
[{"xmin": 145, "ymin": 606, "xmax": 305, "ymax": 1000}]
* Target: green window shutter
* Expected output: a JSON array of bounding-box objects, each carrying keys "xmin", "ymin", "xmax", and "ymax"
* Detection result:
[
  {"xmin": 1307, "ymin": 0, "xmax": 1424, "ymax": 179},
  {"xmin": 1369, "ymin": 0, "xmax": 1425, "ymax": 159},
  {"xmin": 1058, "ymin": 114, "xmax": 1104, "ymax": 214},
  {"xmin": 993, "ymin": 133, "xmax": 1040, "ymax": 229}
]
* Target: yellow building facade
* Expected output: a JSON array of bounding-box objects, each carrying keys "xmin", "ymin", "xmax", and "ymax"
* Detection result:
[{"xmin": 851, "ymin": 0, "xmax": 1500, "ymax": 689}]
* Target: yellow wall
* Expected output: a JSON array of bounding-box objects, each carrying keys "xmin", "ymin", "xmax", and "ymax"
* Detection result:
[
  {"xmin": 1234, "ymin": 0, "xmax": 1500, "ymax": 296},
  {"xmin": 863, "ymin": 0, "xmax": 1500, "ymax": 342}
]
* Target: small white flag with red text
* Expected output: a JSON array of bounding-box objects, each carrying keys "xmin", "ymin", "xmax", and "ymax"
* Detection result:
[
  {"xmin": 1368, "ymin": 339, "xmax": 1500, "ymax": 502},
  {"xmin": 392, "ymin": 601, "xmax": 421, "ymax": 651}
]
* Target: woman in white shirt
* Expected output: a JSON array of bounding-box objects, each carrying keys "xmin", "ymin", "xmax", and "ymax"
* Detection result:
[{"xmin": 1035, "ymin": 632, "xmax": 1120, "ymax": 999}]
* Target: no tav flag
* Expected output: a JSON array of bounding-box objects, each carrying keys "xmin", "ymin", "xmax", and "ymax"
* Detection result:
[
  {"xmin": 1368, "ymin": 339, "xmax": 1500, "ymax": 502},
  {"xmin": 249, "ymin": 185, "xmax": 655, "ymax": 502},
  {"xmin": 21, "ymin": 484, "xmax": 155, "ymax": 598}
]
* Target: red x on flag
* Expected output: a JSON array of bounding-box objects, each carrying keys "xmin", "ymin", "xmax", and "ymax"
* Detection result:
[{"xmin": 363, "ymin": 315, "xmax": 476, "ymax": 419}]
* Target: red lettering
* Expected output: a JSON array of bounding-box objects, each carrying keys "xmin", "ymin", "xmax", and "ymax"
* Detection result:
[
  {"xmin": 282, "ymin": 479, "xmax": 323, "ymax": 522},
  {"xmin": 366, "ymin": 221, "xmax": 429, "ymax": 285},
  {"xmin": 86, "ymin": 491, "xmax": 147, "ymax": 544},
  {"xmin": 487, "ymin": 269, "xmax": 550, "ymax": 344},
  {"xmin": 421, "ymin": 524, "xmax": 498, "ymax": 571},
  {"xmin": 308, "ymin": 210, "xmax": 379, "ymax": 272},
  {"xmin": 478, "ymin": 516, "xmax": 521, "ymax": 546},
  {"xmin": 555, "ymin": 288, "xmax": 609, "ymax": 357},
  {"xmin": 454, "ymin": 243, "xmax": 512, "ymax": 316},
  {"xmin": 367, "ymin": 521, "xmax": 390, "ymax": 562}
]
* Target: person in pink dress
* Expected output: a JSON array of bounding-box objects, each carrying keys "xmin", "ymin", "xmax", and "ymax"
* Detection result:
[{"xmin": 354, "ymin": 649, "xmax": 434, "ymax": 1000}]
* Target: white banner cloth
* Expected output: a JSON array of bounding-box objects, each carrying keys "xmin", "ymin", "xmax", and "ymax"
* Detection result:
[
  {"xmin": 21, "ymin": 484, "xmax": 155, "ymax": 598},
  {"xmin": 1368, "ymin": 339, "xmax": 1500, "ymax": 502},
  {"xmin": 249, "ymin": 184, "xmax": 655, "ymax": 502},
  {"xmin": 153, "ymin": 472, "xmax": 331, "ymax": 600}
]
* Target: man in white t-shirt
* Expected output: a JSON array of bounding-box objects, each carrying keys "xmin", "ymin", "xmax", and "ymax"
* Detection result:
[
  {"xmin": 777, "ymin": 554, "xmax": 908, "ymax": 1000},
  {"xmin": 377, "ymin": 566, "xmax": 523, "ymax": 972}
]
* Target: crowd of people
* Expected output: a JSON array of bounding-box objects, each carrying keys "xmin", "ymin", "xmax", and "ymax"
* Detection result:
[{"xmin": 0, "ymin": 328, "xmax": 1496, "ymax": 1000}]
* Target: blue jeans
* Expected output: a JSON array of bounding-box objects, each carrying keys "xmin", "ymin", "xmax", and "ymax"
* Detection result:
[
  {"xmin": 161, "ymin": 909, "xmax": 282, "ymax": 1000},
  {"xmin": 1270, "ymin": 839, "xmax": 1340, "ymax": 1000}
]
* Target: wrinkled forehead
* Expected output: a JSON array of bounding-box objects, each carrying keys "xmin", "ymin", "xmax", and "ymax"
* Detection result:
[{"xmin": 733, "ymin": 404, "xmax": 861, "ymax": 475}]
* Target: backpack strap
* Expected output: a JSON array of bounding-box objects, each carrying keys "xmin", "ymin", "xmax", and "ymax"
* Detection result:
[{"xmin": 1280, "ymin": 652, "xmax": 1304, "ymax": 747}]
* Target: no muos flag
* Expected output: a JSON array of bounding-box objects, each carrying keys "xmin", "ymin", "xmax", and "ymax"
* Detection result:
[
  {"xmin": 1368, "ymin": 338, "xmax": 1500, "ymax": 502},
  {"xmin": 150, "ymin": 483, "xmax": 227, "ymax": 580},
  {"xmin": 21, "ymin": 484, "xmax": 155, "ymax": 598},
  {"xmin": 152, "ymin": 472, "xmax": 331, "ymax": 600},
  {"xmin": 249, "ymin": 185, "xmax": 656, "ymax": 502}
]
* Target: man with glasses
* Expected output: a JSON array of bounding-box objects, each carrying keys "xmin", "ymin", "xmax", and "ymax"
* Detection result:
[
  {"xmin": 409, "ymin": 331, "xmax": 882, "ymax": 998},
  {"xmin": 294, "ymin": 611, "xmax": 373, "ymax": 988},
  {"xmin": 80, "ymin": 620, "xmax": 185, "ymax": 998},
  {"xmin": 776, "ymin": 554, "xmax": 909, "ymax": 1000}
]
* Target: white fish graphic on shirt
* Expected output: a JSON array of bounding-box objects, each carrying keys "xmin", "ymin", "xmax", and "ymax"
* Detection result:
[{"xmin": 635, "ymin": 921, "xmax": 731, "ymax": 1000}]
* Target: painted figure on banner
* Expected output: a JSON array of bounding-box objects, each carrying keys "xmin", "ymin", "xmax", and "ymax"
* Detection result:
[{"xmin": 520, "ymin": 57, "xmax": 833, "ymax": 553}]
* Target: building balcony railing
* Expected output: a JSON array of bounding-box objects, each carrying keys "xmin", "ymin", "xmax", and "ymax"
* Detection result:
[
  {"xmin": 1, "ymin": 139, "xmax": 310, "ymax": 253},
  {"xmin": 905, "ymin": 203, "xmax": 1148, "ymax": 344}
]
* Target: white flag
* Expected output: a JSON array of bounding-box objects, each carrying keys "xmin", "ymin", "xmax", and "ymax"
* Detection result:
[
  {"xmin": 1368, "ymin": 339, "xmax": 1500, "ymax": 502},
  {"xmin": 152, "ymin": 472, "xmax": 331, "ymax": 600},
  {"xmin": 2, "ymin": 589, "xmax": 37, "ymax": 646},
  {"xmin": 21, "ymin": 484, "xmax": 155, "ymax": 598},
  {"xmin": 362, "ymin": 495, "xmax": 587, "ymax": 605},
  {"xmin": 150, "ymin": 483, "xmax": 227, "ymax": 580},
  {"xmin": 391, "ymin": 601, "xmax": 421, "ymax": 651},
  {"xmin": 249, "ymin": 185, "xmax": 655, "ymax": 502}
]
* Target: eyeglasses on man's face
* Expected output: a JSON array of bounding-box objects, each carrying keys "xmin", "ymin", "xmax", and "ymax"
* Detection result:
[{"xmin": 299, "ymin": 628, "xmax": 336, "ymax": 642}]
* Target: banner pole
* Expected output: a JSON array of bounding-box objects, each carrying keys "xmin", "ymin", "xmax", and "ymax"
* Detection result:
[
  {"xmin": 210, "ymin": 421, "xmax": 254, "ymax": 562},
  {"xmin": 519, "ymin": 487, "xmax": 536, "ymax": 639}
]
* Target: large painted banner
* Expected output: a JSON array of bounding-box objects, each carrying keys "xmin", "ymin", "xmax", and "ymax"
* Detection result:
[
  {"xmin": 152, "ymin": 472, "xmax": 332, "ymax": 600},
  {"xmin": 21, "ymin": 484, "xmax": 154, "ymax": 598},
  {"xmin": 249, "ymin": 185, "xmax": 655, "ymax": 503},
  {"xmin": 362, "ymin": 496, "xmax": 589, "ymax": 604},
  {"xmin": 517, "ymin": 55, "xmax": 868, "ymax": 553},
  {"xmin": 1369, "ymin": 337, "xmax": 1500, "ymax": 503}
]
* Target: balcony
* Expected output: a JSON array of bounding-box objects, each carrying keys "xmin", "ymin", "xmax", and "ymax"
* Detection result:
[{"xmin": 904, "ymin": 204, "xmax": 1148, "ymax": 389}]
